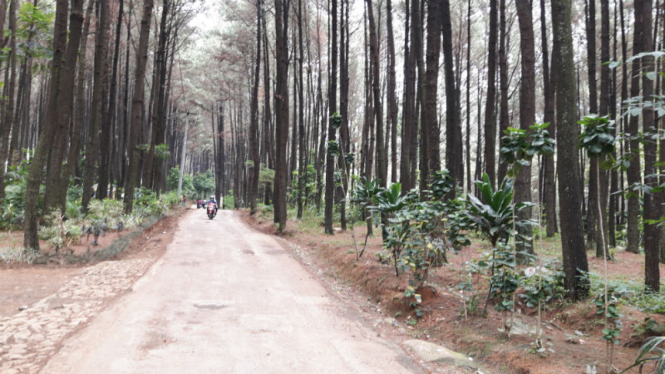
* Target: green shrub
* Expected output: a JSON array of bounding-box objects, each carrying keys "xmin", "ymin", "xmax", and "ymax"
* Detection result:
[
  {"xmin": 66, "ymin": 200, "xmax": 82, "ymax": 220},
  {"xmin": 88, "ymin": 199, "xmax": 124, "ymax": 221},
  {"xmin": 38, "ymin": 212, "xmax": 82, "ymax": 250}
]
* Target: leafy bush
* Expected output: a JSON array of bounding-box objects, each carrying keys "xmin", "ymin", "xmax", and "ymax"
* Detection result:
[
  {"xmin": 0, "ymin": 247, "xmax": 36, "ymax": 264},
  {"xmin": 166, "ymin": 167, "xmax": 195, "ymax": 197},
  {"xmin": 66, "ymin": 200, "xmax": 82, "ymax": 220},
  {"xmin": 67, "ymin": 184, "xmax": 83, "ymax": 202},
  {"xmin": 520, "ymin": 261, "xmax": 567, "ymax": 308},
  {"xmin": 467, "ymin": 173, "xmax": 515, "ymax": 248},
  {"xmin": 193, "ymin": 170, "xmax": 215, "ymax": 198},
  {"xmin": 88, "ymin": 199, "xmax": 124, "ymax": 221},
  {"xmin": 38, "ymin": 212, "xmax": 82, "ymax": 250},
  {"xmin": 224, "ymin": 191, "xmax": 235, "ymax": 209},
  {"xmin": 356, "ymin": 173, "xmax": 471, "ymax": 291}
]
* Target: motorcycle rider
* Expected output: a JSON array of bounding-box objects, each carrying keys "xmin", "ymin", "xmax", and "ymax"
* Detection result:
[{"xmin": 208, "ymin": 196, "xmax": 218, "ymax": 214}]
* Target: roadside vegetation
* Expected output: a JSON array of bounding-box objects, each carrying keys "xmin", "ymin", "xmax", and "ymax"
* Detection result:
[
  {"xmin": 244, "ymin": 116, "xmax": 665, "ymax": 374},
  {"xmin": 0, "ymin": 160, "xmax": 185, "ymax": 264}
]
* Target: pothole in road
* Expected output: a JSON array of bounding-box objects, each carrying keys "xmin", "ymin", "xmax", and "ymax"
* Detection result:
[{"xmin": 242, "ymin": 250, "xmax": 255, "ymax": 255}]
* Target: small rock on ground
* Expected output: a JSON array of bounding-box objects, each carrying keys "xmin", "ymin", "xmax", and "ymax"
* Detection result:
[{"xmin": 403, "ymin": 339, "xmax": 478, "ymax": 369}]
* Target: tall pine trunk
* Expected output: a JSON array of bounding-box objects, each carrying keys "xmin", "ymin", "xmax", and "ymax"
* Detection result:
[
  {"xmin": 324, "ymin": 0, "xmax": 338, "ymax": 234},
  {"xmin": 484, "ymin": 0, "xmax": 498, "ymax": 186},
  {"xmin": 274, "ymin": 0, "xmax": 289, "ymax": 232},
  {"xmin": 541, "ymin": 0, "xmax": 557, "ymax": 237},
  {"xmin": 249, "ymin": 0, "xmax": 261, "ymax": 215},
  {"xmin": 635, "ymin": 0, "xmax": 659, "ymax": 292},
  {"xmin": 123, "ymin": 0, "xmax": 155, "ymax": 214},
  {"xmin": 422, "ymin": 0, "xmax": 441, "ymax": 189},
  {"xmin": 552, "ymin": 0, "xmax": 590, "ymax": 299},
  {"xmin": 515, "ymin": 0, "xmax": 535, "ymax": 256},
  {"xmin": 23, "ymin": 0, "xmax": 70, "ymax": 250},
  {"xmin": 367, "ymin": 0, "xmax": 386, "ymax": 187},
  {"xmin": 442, "ymin": 0, "xmax": 462, "ymax": 192},
  {"xmin": 83, "ymin": 0, "xmax": 109, "ymax": 212}
]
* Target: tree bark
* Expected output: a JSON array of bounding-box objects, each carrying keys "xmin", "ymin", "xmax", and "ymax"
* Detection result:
[
  {"xmin": 367, "ymin": 0, "xmax": 386, "ymax": 188},
  {"xmin": 595, "ymin": 0, "xmax": 611, "ymax": 258},
  {"xmin": 249, "ymin": 0, "xmax": 261, "ymax": 215},
  {"xmin": 97, "ymin": 0, "xmax": 125, "ymax": 200},
  {"xmin": 634, "ymin": 0, "xmax": 659, "ymax": 292},
  {"xmin": 386, "ymin": 0, "xmax": 397, "ymax": 184},
  {"xmin": 584, "ymin": 0, "xmax": 599, "ymax": 250},
  {"xmin": 23, "ymin": 0, "xmax": 69, "ymax": 250},
  {"xmin": 274, "ymin": 0, "xmax": 289, "ymax": 232},
  {"xmin": 338, "ymin": 0, "xmax": 349, "ymax": 228},
  {"xmin": 442, "ymin": 0, "xmax": 462, "ymax": 192},
  {"xmin": 541, "ymin": 0, "xmax": 557, "ymax": 237},
  {"xmin": 551, "ymin": 0, "xmax": 590, "ymax": 300},
  {"xmin": 82, "ymin": 0, "xmax": 110, "ymax": 212},
  {"xmin": 123, "ymin": 0, "xmax": 155, "ymax": 214},
  {"xmin": 515, "ymin": 0, "xmax": 535, "ymax": 256},
  {"xmin": 484, "ymin": 0, "xmax": 498, "ymax": 187},
  {"xmin": 465, "ymin": 0, "xmax": 471, "ymax": 192},
  {"xmin": 59, "ymin": 0, "xmax": 95, "ymax": 213},
  {"xmin": 400, "ymin": 0, "xmax": 416, "ymax": 191},
  {"xmin": 625, "ymin": 1, "xmax": 643, "ymax": 255},
  {"xmin": 496, "ymin": 0, "xmax": 509, "ymax": 184},
  {"xmin": 324, "ymin": 0, "xmax": 338, "ymax": 234},
  {"xmin": 0, "ymin": 0, "xmax": 18, "ymax": 203},
  {"xmin": 422, "ymin": 0, "xmax": 441, "ymax": 189}
]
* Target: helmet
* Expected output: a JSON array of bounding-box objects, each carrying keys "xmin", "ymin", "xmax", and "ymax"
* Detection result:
[{"xmin": 210, "ymin": 196, "xmax": 215, "ymax": 200}]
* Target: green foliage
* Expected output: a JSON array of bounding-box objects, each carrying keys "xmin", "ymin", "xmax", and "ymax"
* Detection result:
[
  {"xmin": 192, "ymin": 170, "xmax": 215, "ymax": 198},
  {"xmin": 489, "ymin": 243, "xmax": 519, "ymax": 313},
  {"xmin": 14, "ymin": 2, "xmax": 54, "ymax": 61},
  {"xmin": 0, "ymin": 247, "xmax": 36, "ymax": 264},
  {"xmin": 372, "ymin": 182, "xmax": 417, "ymax": 219},
  {"xmin": 520, "ymin": 261, "xmax": 567, "ymax": 308},
  {"xmin": 352, "ymin": 177, "xmax": 382, "ymax": 208},
  {"xmin": 327, "ymin": 140, "xmax": 340, "ymax": 156},
  {"xmin": 358, "ymin": 173, "xmax": 472, "ymax": 288},
  {"xmin": 65, "ymin": 200, "xmax": 82, "ymax": 220},
  {"xmin": 166, "ymin": 167, "xmax": 195, "ymax": 196},
  {"xmin": 430, "ymin": 170, "xmax": 455, "ymax": 199},
  {"xmin": 259, "ymin": 164, "xmax": 275, "ymax": 187},
  {"xmin": 621, "ymin": 336, "xmax": 665, "ymax": 373},
  {"xmin": 67, "ymin": 184, "xmax": 83, "ymax": 202},
  {"xmin": 289, "ymin": 163, "xmax": 318, "ymax": 203},
  {"xmin": 632, "ymin": 318, "xmax": 665, "ymax": 338},
  {"xmin": 88, "ymin": 199, "xmax": 124, "ymax": 221},
  {"xmin": 0, "ymin": 161, "xmax": 32, "ymax": 228},
  {"xmin": 500, "ymin": 123, "xmax": 555, "ymax": 177},
  {"xmin": 154, "ymin": 144, "xmax": 171, "ymax": 160},
  {"xmin": 344, "ymin": 152, "xmax": 355, "ymax": 165},
  {"xmin": 593, "ymin": 290, "xmax": 623, "ymax": 345},
  {"xmin": 467, "ymin": 174, "xmax": 515, "ymax": 247},
  {"xmin": 330, "ymin": 112, "xmax": 343, "ymax": 130},
  {"xmin": 578, "ymin": 115, "xmax": 616, "ymax": 156},
  {"xmin": 38, "ymin": 212, "xmax": 82, "ymax": 250},
  {"xmin": 224, "ymin": 190, "xmax": 235, "ymax": 209}
]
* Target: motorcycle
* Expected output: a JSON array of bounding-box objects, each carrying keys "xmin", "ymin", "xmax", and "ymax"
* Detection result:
[{"xmin": 207, "ymin": 203, "xmax": 217, "ymax": 220}]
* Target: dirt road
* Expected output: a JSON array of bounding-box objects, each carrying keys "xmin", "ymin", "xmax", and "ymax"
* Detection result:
[{"xmin": 40, "ymin": 210, "xmax": 423, "ymax": 374}]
